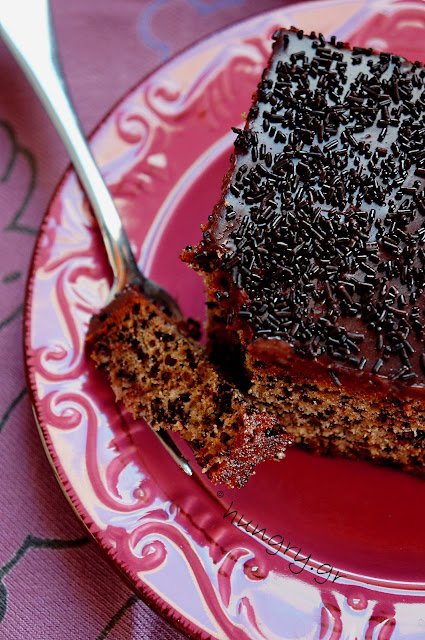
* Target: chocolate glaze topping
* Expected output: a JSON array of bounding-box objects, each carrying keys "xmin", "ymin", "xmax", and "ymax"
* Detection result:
[{"xmin": 184, "ymin": 28, "xmax": 425, "ymax": 387}]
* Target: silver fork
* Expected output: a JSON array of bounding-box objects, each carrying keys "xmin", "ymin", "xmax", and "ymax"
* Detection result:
[{"xmin": 0, "ymin": 0, "xmax": 193, "ymax": 476}]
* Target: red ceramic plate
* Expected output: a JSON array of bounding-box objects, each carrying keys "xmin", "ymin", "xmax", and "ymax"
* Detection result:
[{"xmin": 25, "ymin": 1, "xmax": 425, "ymax": 637}]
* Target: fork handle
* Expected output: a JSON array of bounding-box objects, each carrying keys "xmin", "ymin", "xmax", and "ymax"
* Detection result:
[{"xmin": 0, "ymin": 0, "xmax": 139, "ymax": 293}]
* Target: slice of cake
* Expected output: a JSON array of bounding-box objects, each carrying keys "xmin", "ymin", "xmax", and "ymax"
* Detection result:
[
  {"xmin": 86, "ymin": 286, "xmax": 291, "ymax": 488},
  {"xmin": 182, "ymin": 27, "xmax": 425, "ymax": 477}
]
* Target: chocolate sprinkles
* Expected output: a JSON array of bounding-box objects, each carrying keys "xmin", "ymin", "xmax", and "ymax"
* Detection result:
[{"xmin": 187, "ymin": 27, "xmax": 425, "ymax": 384}]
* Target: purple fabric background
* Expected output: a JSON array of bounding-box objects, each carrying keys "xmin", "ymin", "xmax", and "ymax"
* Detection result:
[{"xmin": 0, "ymin": 1, "xmax": 305, "ymax": 638}]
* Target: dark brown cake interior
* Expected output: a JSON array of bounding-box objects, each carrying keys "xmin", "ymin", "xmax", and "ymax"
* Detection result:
[{"xmin": 86, "ymin": 287, "xmax": 291, "ymax": 488}]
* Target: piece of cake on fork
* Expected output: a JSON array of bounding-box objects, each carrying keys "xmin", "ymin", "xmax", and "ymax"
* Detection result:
[{"xmin": 86, "ymin": 286, "xmax": 291, "ymax": 488}]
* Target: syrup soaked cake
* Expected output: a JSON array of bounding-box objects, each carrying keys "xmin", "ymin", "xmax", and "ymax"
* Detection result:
[
  {"xmin": 86, "ymin": 286, "xmax": 291, "ymax": 488},
  {"xmin": 182, "ymin": 28, "xmax": 425, "ymax": 476}
]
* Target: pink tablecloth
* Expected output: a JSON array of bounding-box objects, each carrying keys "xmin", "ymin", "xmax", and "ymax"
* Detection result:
[{"xmin": 0, "ymin": 1, "xmax": 307, "ymax": 638}]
